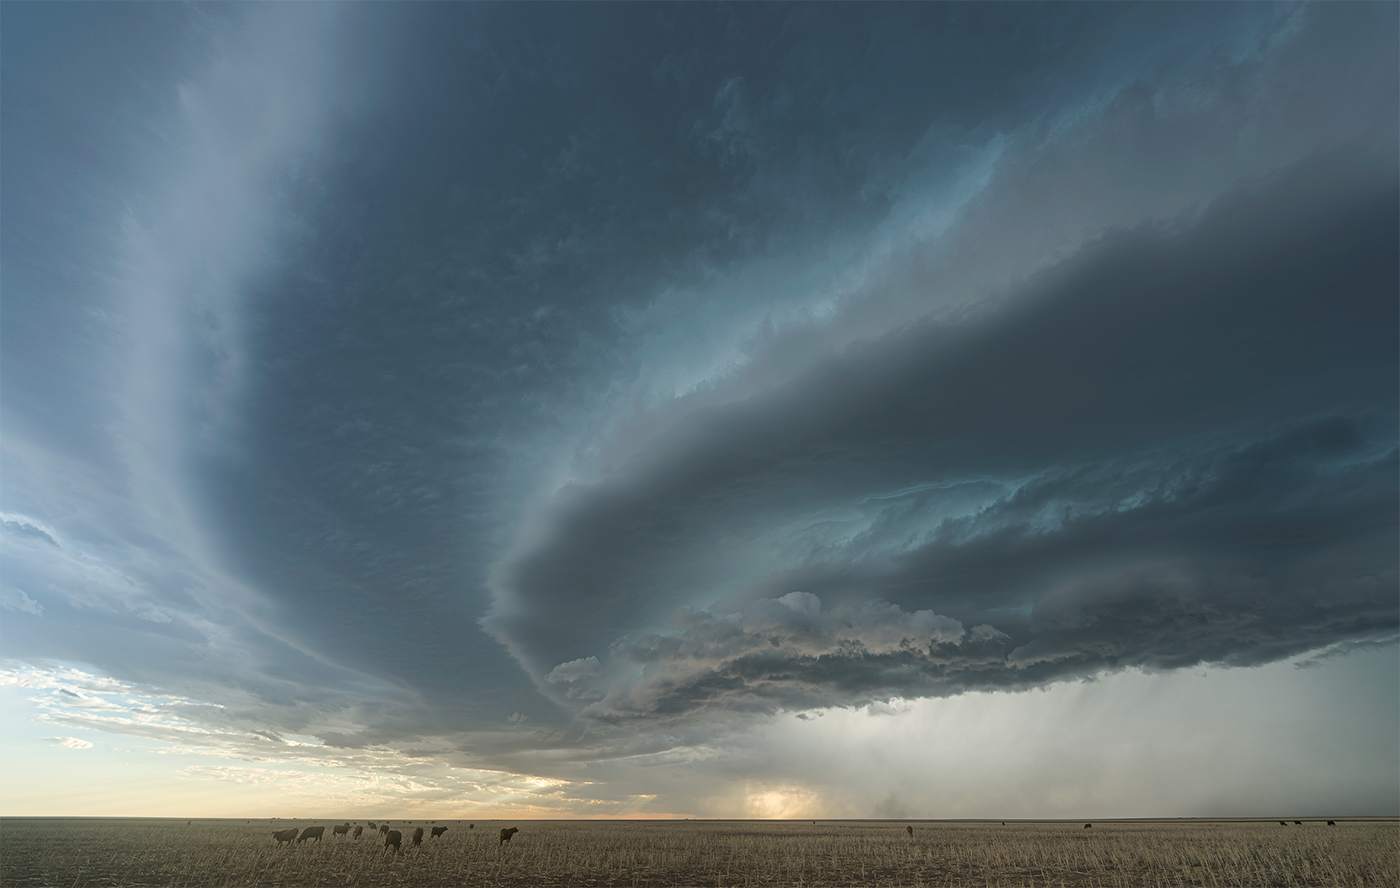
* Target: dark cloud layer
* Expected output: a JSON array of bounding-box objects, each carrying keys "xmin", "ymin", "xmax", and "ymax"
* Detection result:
[
  {"xmin": 185, "ymin": 2, "xmax": 1310, "ymax": 722},
  {"xmin": 2, "ymin": 1, "xmax": 1396, "ymax": 774},
  {"xmin": 494, "ymin": 154, "xmax": 1398, "ymax": 722}
]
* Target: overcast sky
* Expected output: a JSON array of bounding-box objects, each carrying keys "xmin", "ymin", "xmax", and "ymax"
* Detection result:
[{"xmin": 2, "ymin": 2, "xmax": 1396, "ymax": 819}]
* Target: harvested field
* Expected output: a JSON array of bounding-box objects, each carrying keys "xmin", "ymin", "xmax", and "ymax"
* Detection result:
[{"xmin": 1, "ymin": 817, "xmax": 1395, "ymax": 887}]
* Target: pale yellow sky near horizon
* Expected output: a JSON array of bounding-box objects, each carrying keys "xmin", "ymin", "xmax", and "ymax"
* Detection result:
[{"xmin": 3, "ymin": 645, "xmax": 1395, "ymax": 821}]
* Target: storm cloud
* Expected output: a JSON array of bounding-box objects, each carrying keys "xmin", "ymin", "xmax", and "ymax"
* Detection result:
[
  {"xmin": 495, "ymin": 154, "xmax": 1397, "ymax": 723},
  {"xmin": 2, "ymin": 2, "xmax": 1395, "ymax": 816}
]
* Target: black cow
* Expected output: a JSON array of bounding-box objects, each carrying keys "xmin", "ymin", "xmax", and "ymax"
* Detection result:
[
  {"xmin": 379, "ymin": 824, "xmax": 389, "ymax": 835},
  {"xmin": 273, "ymin": 828, "xmax": 299, "ymax": 846},
  {"xmin": 431, "ymin": 826, "xmax": 448, "ymax": 838},
  {"xmin": 353, "ymin": 825, "xmax": 363, "ymax": 839},
  {"xmin": 1328, "ymin": 820, "xmax": 1337, "ymax": 826},
  {"xmin": 297, "ymin": 827, "xmax": 326, "ymax": 844},
  {"xmin": 905, "ymin": 825, "xmax": 913, "ymax": 836},
  {"xmin": 385, "ymin": 830, "xmax": 402, "ymax": 853},
  {"xmin": 412, "ymin": 827, "xmax": 424, "ymax": 847},
  {"xmin": 499, "ymin": 827, "xmax": 519, "ymax": 846},
  {"xmin": 1084, "ymin": 823, "xmax": 1092, "ymax": 829},
  {"xmin": 1280, "ymin": 821, "xmax": 1288, "ymax": 826},
  {"xmin": 333, "ymin": 824, "xmax": 350, "ymax": 837},
  {"xmin": 468, "ymin": 823, "xmax": 475, "ymax": 829},
  {"xmin": 1294, "ymin": 821, "xmax": 1302, "ymax": 825}
]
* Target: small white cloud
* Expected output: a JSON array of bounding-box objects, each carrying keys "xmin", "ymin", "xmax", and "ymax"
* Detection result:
[
  {"xmin": 46, "ymin": 737, "xmax": 94, "ymax": 749},
  {"xmin": 507, "ymin": 712, "xmax": 529, "ymax": 724},
  {"xmin": 1, "ymin": 586, "xmax": 43, "ymax": 616},
  {"xmin": 545, "ymin": 656, "xmax": 602, "ymax": 684}
]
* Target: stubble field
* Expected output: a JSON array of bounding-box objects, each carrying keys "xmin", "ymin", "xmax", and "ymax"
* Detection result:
[{"xmin": 1, "ymin": 817, "xmax": 1396, "ymax": 887}]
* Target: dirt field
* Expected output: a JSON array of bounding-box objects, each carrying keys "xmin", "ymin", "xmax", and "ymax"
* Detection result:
[{"xmin": 1, "ymin": 817, "xmax": 1395, "ymax": 887}]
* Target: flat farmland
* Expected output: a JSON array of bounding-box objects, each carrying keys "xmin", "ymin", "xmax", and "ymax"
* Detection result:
[{"xmin": 1, "ymin": 817, "xmax": 1396, "ymax": 887}]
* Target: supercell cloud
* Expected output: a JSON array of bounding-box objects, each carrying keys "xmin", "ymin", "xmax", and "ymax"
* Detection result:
[{"xmin": 1, "ymin": 2, "xmax": 1396, "ymax": 815}]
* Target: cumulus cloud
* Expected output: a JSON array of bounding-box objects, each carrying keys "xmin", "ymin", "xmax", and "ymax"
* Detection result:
[
  {"xmin": 45, "ymin": 737, "xmax": 94, "ymax": 749},
  {"xmin": 567, "ymin": 591, "xmax": 976, "ymax": 721},
  {"xmin": 545, "ymin": 656, "xmax": 603, "ymax": 684}
]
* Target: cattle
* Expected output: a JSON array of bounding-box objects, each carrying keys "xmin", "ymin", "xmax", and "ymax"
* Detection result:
[
  {"xmin": 468, "ymin": 823, "xmax": 475, "ymax": 829},
  {"xmin": 431, "ymin": 826, "xmax": 448, "ymax": 839},
  {"xmin": 1294, "ymin": 821, "xmax": 1302, "ymax": 825},
  {"xmin": 353, "ymin": 825, "xmax": 363, "ymax": 839},
  {"xmin": 412, "ymin": 827, "xmax": 424, "ymax": 847},
  {"xmin": 905, "ymin": 825, "xmax": 913, "ymax": 836},
  {"xmin": 379, "ymin": 824, "xmax": 389, "ymax": 835},
  {"xmin": 369, "ymin": 822, "xmax": 377, "ymax": 830},
  {"xmin": 1280, "ymin": 821, "xmax": 1288, "ymax": 826},
  {"xmin": 1084, "ymin": 823, "xmax": 1092, "ymax": 829},
  {"xmin": 273, "ymin": 828, "xmax": 299, "ymax": 846},
  {"xmin": 1328, "ymin": 821, "xmax": 1336, "ymax": 826},
  {"xmin": 333, "ymin": 824, "xmax": 350, "ymax": 837},
  {"xmin": 499, "ymin": 827, "xmax": 519, "ymax": 846},
  {"xmin": 298, "ymin": 826, "xmax": 326, "ymax": 843},
  {"xmin": 385, "ymin": 830, "xmax": 402, "ymax": 853}
]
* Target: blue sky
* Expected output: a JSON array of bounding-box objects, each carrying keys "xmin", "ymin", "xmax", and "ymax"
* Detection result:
[{"xmin": 2, "ymin": 2, "xmax": 1396, "ymax": 819}]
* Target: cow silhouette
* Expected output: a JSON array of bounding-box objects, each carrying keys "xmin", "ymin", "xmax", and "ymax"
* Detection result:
[
  {"xmin": 385, "ymin": 830, "xmax": 402, "ymax": 853},
  {"xmin": 297, "ymin": 827, "xmax": 325, "ymax": 843},
  {"xmin": 499, "ymin": 827, "xmax": 519, "ymax": 846},
  {"xmin": 273, "ymin": 828, "xmax": 299, "ymax": 846}
]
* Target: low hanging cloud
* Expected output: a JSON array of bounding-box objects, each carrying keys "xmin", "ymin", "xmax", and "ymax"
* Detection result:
[
  {"xmin": 45, "ymin": 737, "xmax": 94, "ymax": 749},
  {"xmin": 555, "ymin": 591, "xmax": 986, "ymax": 722},
  {"xmin": 495, "ymin": 150, "xmax": 1399, "ymax": 727}
]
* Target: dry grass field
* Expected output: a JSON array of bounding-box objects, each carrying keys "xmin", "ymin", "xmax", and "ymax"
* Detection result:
[{"xmin": 1, "ymin": 817, "xmax": 1395, "ymax": 887}]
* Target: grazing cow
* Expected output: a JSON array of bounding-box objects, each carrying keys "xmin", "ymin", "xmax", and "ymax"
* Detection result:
[
  {"xmin": 412, "ymin": 827, "xmax": 424, "ymax": 847},
  {"xmin": 333, "ymin": 824, "xmax": 350, "ymax": 837},
  {"xmin": 379, "ymin": 824, "xmax": 389, "ymax": 835},
  {"xmin": 385, "ymin": 830, "xmax": 402, "ymax": 853},
  {"xmin": 905, "ymin": 825, "xmax": 913, "ymax": 836},
  {"xmin": 499, "ymin": 827, "xmax": 519, "ymax": 846},
  {"xmin": 298, "ymin": 826, "xmax": 326, "ymax": 844},
  {"xmin": 1294, "ymin": 821, "xmax": 1302, "ymax": 825},
  {"xmin": 1328, "ymin": 821, "xmax": 1336, "ymax": 826},
  {"xmin": 1084, "ymin": 823, "xmax": 1092, "ymax": 829},
  {"xmin": 431, "ymin": 826, "xmax": 448, "ymax": 839},
  {"xmin": 468, "ymin": 823, "xmax": 475, "ymax": 829},
  {"xmin": 273, "ymin": 828, "xmax": 299, "ymax": 846},
  {"xmin": 369, "ymin": 822, "xmax": 377, "ymax": 830},
  {"xmin": 1280, "ymin": 821, "xmax": 1288, "ymax": 826},
  {"xmin": 353, "ymin": 825, "xmax": 363, "ymax": 839}
]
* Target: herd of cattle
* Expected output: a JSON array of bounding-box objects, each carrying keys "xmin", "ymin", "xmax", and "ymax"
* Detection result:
[
  {"xmin": 273, "ymin": 819, "xmax": 1344, "ymax": 850},
  {"xmin": 272, "ymin": 822, "xmax": 520, "ymax": 852}
]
